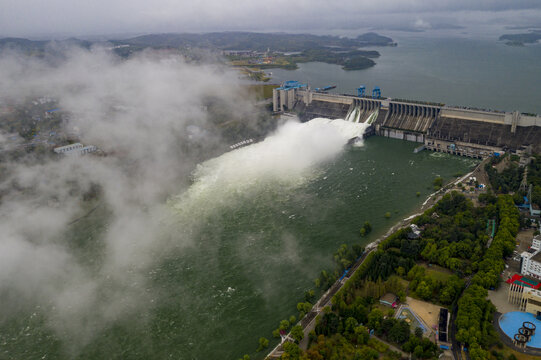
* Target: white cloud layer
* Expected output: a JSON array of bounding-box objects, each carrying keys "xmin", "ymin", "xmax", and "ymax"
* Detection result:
[
  {"xmin": 1, "ymin": 0, "xmax": 541, "ymax": 37},
  {"xmin": 0, "ymin": 45, "xmax": 369, "ymax": 354},
  {"xmin": 0, "ymin": 47, "xmax": 253, "ymax": 350}
]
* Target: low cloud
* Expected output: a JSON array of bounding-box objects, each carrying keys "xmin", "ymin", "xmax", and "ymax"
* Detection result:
[
  {"xmin": 0, "ymin": 45, "xmax": 255, "ymax": 351},
  {"xmin": 3, "ymin": 1, "xmax": 541, "ymax": 37},
  {"xmin": 0, "ymin": 45, "xmax": 366, "ymax": 355}
]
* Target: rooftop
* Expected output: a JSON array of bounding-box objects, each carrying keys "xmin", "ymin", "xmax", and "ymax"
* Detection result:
[
  {"xmin": 507, "ymin": 274, "xmax": 541, "ymax": 289},
  {"xmin": 380, "ymin": 293, "xmax": 397, "ymax": 304},
  {"xmin": 532, "ymin": 251, "xmax": 541, "ymax": 263}
]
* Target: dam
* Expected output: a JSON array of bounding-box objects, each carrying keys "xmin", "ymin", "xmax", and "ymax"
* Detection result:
[{"xmin": 273, "ymin": 83, "xmax": 541, "ymax": 158}]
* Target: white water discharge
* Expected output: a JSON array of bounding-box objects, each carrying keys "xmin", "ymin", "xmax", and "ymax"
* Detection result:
[
  {"xmin": 345, "ymin": 103, "xmax": 378, "ymax": 124},
  {"xmin": 366, "ymin": 109, "xmax": 379, "ymax": 124},
  {"xmin": 345, "ymin": 104, "xmax": 360, "ymax": 123},
  {"xmin": 171, "ymin": 117, "xmax": 370, "ymax": 213}
]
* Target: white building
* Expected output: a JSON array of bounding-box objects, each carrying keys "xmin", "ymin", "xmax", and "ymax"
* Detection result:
[
  {"xmin": 78, "ymin": 145, "xmax": 97, "ymax": 155},
  {"xmin": 54, "ymin": 143, "xmax": 97, "ymax": 155},
  {"xmin": 408, "ymin": 224, "xmax": 421, "ymax": 239},
  {"xmin": 521, "ymin": 237, "xmax": 541, "ymax": 279},
  {"xmin": 54, "ymin": 143, "xmax": 83, "ymax": 154},
  {"xmin": 521, "ymin": 249, "xmax": 541, "ymax": 279},
  {"xmin": 532, "ymin": 235, "xmax": 541, "ymax": 251}
]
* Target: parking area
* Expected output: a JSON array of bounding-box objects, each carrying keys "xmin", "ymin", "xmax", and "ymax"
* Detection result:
[{"xmin": 488, "ymin": 282, "xmax": 518, "ymax": 314}]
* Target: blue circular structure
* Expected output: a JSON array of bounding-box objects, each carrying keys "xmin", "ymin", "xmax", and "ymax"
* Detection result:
[{"xmin": 499, "ymin": 312, "xmax": 541, "ymax": 349}]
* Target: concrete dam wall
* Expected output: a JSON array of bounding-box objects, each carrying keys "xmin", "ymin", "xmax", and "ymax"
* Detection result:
[
  {"xmin": 374, "ymin": 101, "xmax": 440, "ymax": 143},
  {"xmin": 273, "ymin": 86, "xmax": 541, "ymax": 157},
  {"xmin": 296, "ymin": 100, "xmax": 350, "ymax": 122},
  {"xmin": 297, "ymin": 97, "xmax": 380, "ymax": 123}
]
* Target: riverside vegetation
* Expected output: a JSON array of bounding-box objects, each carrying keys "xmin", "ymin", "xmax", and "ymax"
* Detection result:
[
  {"xmin": 484, "ymin": 153, "xmax": 541, "ymax": 210},
  {"xmin": 254, "ymin": 191, "xmax": 520, "ymax": 360}
]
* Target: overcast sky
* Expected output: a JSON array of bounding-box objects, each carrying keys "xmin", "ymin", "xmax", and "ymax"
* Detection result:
[{"xmin": 2, "ymin": 0, "xmax": 541, "ymax": 39}]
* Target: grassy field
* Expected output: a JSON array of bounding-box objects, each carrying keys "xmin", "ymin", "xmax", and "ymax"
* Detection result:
[
  {"xmin": 243, "ymin": 84, "xmax": 279, "ymax": 100},
  {"xmin": 490, "ymin": 344, "xmax": 540, "ymax": 360},
  {"xmin": 421, "ymin": 264, "xmax": 453, "ymax": 282}
]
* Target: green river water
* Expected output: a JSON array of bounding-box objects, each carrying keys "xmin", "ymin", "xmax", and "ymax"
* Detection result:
[{"xmin": 0, "ymin": 123, "xmax": 477, "ymax": 359}]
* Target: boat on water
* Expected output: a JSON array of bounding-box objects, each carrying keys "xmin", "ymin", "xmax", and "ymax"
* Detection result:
[{"xmin": 314, "ymin": 85, "xmax": 336, "ymax": 92}]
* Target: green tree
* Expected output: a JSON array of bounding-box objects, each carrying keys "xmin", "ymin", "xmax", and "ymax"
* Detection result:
[
  {"xmin": 397, "ymin": 290, "xmax": 406, "ymax": 303},
  {"xmin": 416, "ymin": 281, "xmax": 432, "ymax": 300},
  {"xmin": 354, "ymin": 325, "xmax": 369, "ymax": 345},
  {"xmin": 388, "ymin": 320, "xmax": 410, "ymax": 344},
  {"xmin": 415, "ymin": 327, "xmax": 423, "ymax": 338},
  {"xmin": 414, "ymin": 345, "xmax": 424, "ymax": 358},
  {"xmin": 297, "ymin": 301, "xmax": 312, "ymax": 318},
  {"xmin": 433, "ymin": 176, "xmax": 443, "ymax": 190},
  {"xmin": 363, "ymin": 221, "xmax": 372, "ymax": 234},
  {"xmin": 304, "ymin": 289, "xmax": 315, "ymax": 302},
  {"xmin": 279, "ymin": 319, "xmax": 290, "ymax": 331},
  {"xmin": 356, "ymin": 347, "xmax": 379, "ymax": 360},
  {"xmin": 256, "ymin": 337, "xmax": 269, "ymax": 352},
  {"xmin": 367, "ymin": 308, "xmax": 383, "ymax": 330},
  {"xmin": 282, "ymin": 342, "xmax": 302, "ymax": 359},
  {"xmin": 344, "ymin": 317, "xmax": 358, "ymax": 334},
  {"xmin": 291, "ymin": 325, "xmax": 304, "ymax": 343}
]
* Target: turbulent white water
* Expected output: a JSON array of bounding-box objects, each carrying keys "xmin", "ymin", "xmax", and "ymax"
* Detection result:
[
  {"xmin": 366, "ymin": 109, "xmax": 379, "ymax": 124},
  {"xmin": 345, "ymin": 105, "xmax": 360, "ymax": 123},
  {"xmin": 345, "ymin": 103, "xmax": 379, "ymax": 124},
  {"xmin": 170, "ymin": 118, "xmax": 370, "ymax": 213}
]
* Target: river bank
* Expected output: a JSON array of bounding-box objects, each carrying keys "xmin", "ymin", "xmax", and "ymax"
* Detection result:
[
  {"xmin": 265, "ymin": 155, "xmax": 481, "ymax": 358},
  {"xmin": 0, "ymin": 134, "xmax": 474, "ymax": 360},
  {"xmin": 366, "ymin": 159, "xmax": 482, "ymax": 252}
]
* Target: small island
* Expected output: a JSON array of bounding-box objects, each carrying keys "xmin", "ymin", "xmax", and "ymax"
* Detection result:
[
  {"xmin": 222, "ymin": 32, "xmax": 394, "ymax": 72},
  {"xmin": 0, "ymin": 32, "xmax": 395, "ymax": 79},
  {"xmin": 284, "ymin": 48, "xmax": 378, "ymax": 71},
  {"xmin": 499, "ymin": 31, "xmax": 541, "ymax": 46}
]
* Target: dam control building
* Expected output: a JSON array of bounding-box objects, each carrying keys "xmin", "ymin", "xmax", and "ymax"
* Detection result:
[{"xmin": 273, "ymin": 84, "xmax": 541, "ymax": 158}]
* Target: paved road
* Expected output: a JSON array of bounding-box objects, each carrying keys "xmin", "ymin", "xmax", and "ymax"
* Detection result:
[
  {"xmin": 266, "ymin": 249, "xmax": 375, "ymax": 358},
  {"xmin": 266, "ymin": 162, "xmax": 486, "ymax": 359},
  {"xmin": 372, "ymin": 335, "xmax": 409, "ymax": 357}
]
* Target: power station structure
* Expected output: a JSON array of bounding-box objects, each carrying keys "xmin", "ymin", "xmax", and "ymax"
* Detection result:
[{"xmin": 272, "ymin": 81, "xmax": 541, "ymax": 158}]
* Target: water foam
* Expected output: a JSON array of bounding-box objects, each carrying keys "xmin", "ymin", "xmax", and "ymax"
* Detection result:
[{"xmin": 170, "ymin": 117, "xmax": 370, "ymax": 214}]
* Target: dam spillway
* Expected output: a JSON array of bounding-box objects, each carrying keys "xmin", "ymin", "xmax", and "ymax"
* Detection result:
[{"xmin": 274, "ymin": 86, "xmax": 541, "ymax": 157}]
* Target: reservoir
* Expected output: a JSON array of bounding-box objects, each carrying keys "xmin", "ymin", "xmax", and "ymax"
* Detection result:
[
  {"xmin": 0, "ymin": 119, "xmax": 476, "ymax": 359},
  {"xmin": 269, "ymin": 36, "xmax": 541, "ymax": 114}
]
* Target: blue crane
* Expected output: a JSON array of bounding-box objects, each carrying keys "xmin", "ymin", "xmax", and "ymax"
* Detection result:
[{"xmin": 372, "ymin": 87, "xmax": 381, "ymax": 99}]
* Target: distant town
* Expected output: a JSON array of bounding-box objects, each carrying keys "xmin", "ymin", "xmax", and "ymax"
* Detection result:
[{"xmin": 0, "ymin": 96, "xmax": 98, "ymax": 158}]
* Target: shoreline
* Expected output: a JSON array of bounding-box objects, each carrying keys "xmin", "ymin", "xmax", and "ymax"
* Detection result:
[
  {"xmin": 365, "ymin": 166, "xmax": 477, "ymax": 252},
  {"xmin": 266, "ymin": 163, "xmax": 481, "ymax": 358}
]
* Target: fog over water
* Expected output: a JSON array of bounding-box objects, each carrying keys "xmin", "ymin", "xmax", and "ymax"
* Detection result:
[
  {"xmin": 0, "ymin": 46, "xmax": 258, "ymax": 351},
  {"xmin": 0, "ymin": 43, "xmax": 478, "ymax": 359},
  {"xmin": 0, "ymin": 45, "xmax": 383, "ymax": 358}
]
